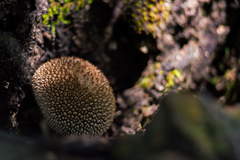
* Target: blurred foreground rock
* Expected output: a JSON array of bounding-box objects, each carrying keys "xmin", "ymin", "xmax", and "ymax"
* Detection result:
[
  {"xmin": 0, "ymin": 132, "xmax": 111, "ymax": 160},
  {"xmin": 1, "ymin": 92, "xmax": 240, "ymax": 160},
  {"xmin": 112, "ymin": 92, "xmax": 240, "ymax": 160}
]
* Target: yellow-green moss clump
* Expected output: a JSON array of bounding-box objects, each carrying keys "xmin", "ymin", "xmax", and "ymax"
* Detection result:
[
  {"xmin": 131, "ymin": 0, "xmax": 170, "ymax": 37},
  {"xmin": 32, "ymin": 57, "xmax": 116, "ymax": 137}
]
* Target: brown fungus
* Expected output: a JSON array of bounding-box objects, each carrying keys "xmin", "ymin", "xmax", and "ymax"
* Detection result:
[{"xmin": 32, "ymin": 57, "xmax": 116, "ymax": 137}]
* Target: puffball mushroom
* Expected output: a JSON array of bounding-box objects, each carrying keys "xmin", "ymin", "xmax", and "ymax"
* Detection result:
[{"xmin": 32, "ymin": 57, "xmax": 116, "ymax": 137}]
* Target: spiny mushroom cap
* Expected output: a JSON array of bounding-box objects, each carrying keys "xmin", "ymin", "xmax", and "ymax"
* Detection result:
[{"xmin": 32, "ymin": 57, "xmax": 116, "ymax": 136}]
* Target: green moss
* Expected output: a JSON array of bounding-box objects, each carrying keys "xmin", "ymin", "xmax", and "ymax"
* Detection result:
[
  {"xmin": 139, "ymin": 77, "xmax": 154, "ymax": 89},
  {"xmin": 139, "ymin": 62, "xmax": 183, "ymax": 92},
  {"xmin": 211, "ymin": 76, "xmax": 221, "ymax": 85},
  {"xmin": 42, "ymin": 0, "xmax": 93, "ymax": 35},
  {"xmin": 172, "ymin": 69, "xmax": 182, "ymax": 79},
  {"xmin": 129, "ymin": 0, "xmax": 170, "ymax": 36},
  {"xmin": 166, "ymin": 72, "xmax": 175, "ymax": 87},
  {"xmin": 166, "ymin": 69, "xmax": 182, "ymax": 88}
]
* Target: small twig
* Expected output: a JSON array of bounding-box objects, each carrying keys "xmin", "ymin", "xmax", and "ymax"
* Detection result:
[{"xmin": 98, "ymin": 0, "xmax": 125, "ymax": 50}]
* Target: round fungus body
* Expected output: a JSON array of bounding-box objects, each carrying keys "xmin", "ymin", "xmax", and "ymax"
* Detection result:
[{"xmin": 32, "ymin": 57, "xmax": 116, "ymax": 137}]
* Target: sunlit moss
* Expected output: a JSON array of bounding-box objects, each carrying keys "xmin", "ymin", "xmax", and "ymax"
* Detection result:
[
  {"xmin": 129, "ymin": 0, "xmax": 170, "ymax": 37},
  {"xmin": 166, "ymin": 69, "xmax": 182, "ymax": 88},
  {"xmin": 42, "ymin": 0, "xmax": 93, "ymax": 35},
  {"xmin": 154, "ymin": 62, "xmax": 161, "ymax": 69},
  {"xmin": 166, "ymin": 72, "xmax": 175, "ymax": 87},
  {"xmin": 139, "ymin": 76, "xmax": 155, "ymax": 89},
  {"xmin": 159, "ymin": 70, "xmax": 164, "ymax": 75},
  {"xmin": 139, "ymin": 60, "xmax": 183, "ymax": 92},
  {"xmin": 139, "ymin": 62, "xmax": 163, "ymax": 89}
]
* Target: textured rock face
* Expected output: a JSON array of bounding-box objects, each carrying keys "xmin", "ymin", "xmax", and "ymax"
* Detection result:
[{"xmin": 32, "ymin": 57, "xmax": 116, "ymax": 136}]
